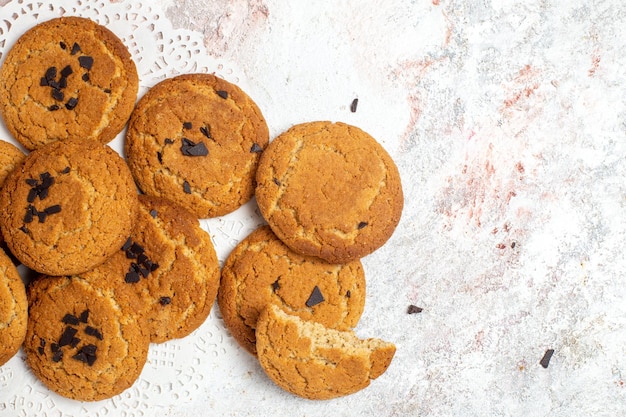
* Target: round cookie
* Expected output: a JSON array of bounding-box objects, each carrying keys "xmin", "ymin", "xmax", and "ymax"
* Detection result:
[
  {"xmin": 218, "ymin": 225, "xmax": 366, "ymax": 355},
  {"xmin": 24, "ymin": 275, "xmax": 149, "ymax": 401},
  {"xmin": 0, "ymin": 247, "xmax": 27, "ymax": 366},
  {"xmin": 81, "ymin": 194, "xmax": 220, "ymax": 343},
  {"xmin": 255, "ymin": 121, "xmax": 404, "ymax": 263},
  {"xmin": 0, "ymin": 140, "xmax": 26, "ymax": 245},
  {"xmin": 0, "ymin": 139, "xmax": 138, "ymax": 276},
  {"xmin": 256, "ymin": 304, "xmax": 396, "ymax": 400},
  {"xmin": 0, "ymin": 16, "xmax": 138, "ymax": 150},
  {"xmin": 125, "ymin": 73, "xmax": 269, "ymax": 218}
]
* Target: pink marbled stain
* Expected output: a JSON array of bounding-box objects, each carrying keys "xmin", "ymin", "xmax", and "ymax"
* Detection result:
[
  {"xmin": 502, "ymin": 65, "xmax": 541, "ymax": 110},
  {"xmin": 588, "ymin": 52, "xmax": 601, "ymax": 77},
  {"xmin": 165, "ymin": 0, "xmax": 269, "ymax": 58}
]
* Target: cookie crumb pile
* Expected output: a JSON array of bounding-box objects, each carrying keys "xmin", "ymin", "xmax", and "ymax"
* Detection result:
[{"xmin": 0, "ymin": 16, "xmax": 403, "ymax": 402}]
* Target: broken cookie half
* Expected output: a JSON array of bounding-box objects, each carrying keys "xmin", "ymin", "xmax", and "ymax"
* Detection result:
[{"xmin": 255, "ymin": 304, "xmax": 395, "ymax": 400}]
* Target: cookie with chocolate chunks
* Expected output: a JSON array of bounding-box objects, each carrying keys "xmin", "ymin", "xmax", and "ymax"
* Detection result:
[
  {"xmin": 0, "ymin": 247, "xmax": 27, "ymax": 366},
  {"xmin": 255, "ymin": 121, "xmax": 404, "ymax": 263},
  {"xmin": 255, "ymin": 304, "xmax": 395, "ymax": 400},
  {"xmin": 0, "ymin": 16, "xmax": 138, "ymax": 150},
  {"xmin": 218, "ymin": 225, "xmax": 365, "ymax": 355},
  {"xmin": 125, "ymin": 73, "xmax": 269, "ymax": 218},
  {"xmin": 24, "ymin": 275, "xmax": 149, "ymax": 401},
  {"xmin": 0, "ymin": 139, "xmax": 138, "ymax": 276},
  {"xmin": 81, "ymin": 195, "xmax": 220, "ymax": 343}
]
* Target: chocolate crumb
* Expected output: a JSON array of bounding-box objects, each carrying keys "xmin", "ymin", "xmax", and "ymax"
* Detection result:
[
  {"xmin": 271, "ymin": 278, "xmax": 280, "ymax": 292},
  {"xmin": 407, "ymin": 305, "xmax": 423, "ymax": 314},
  {"xmin": 52, "ymin": 350, "xmax": 63, "ymax": 362},
  {"xmin": 79, "ymin": 310, "xmax": 89, "ymax": 323},
  {"xmin": 346, "ymin": 290, "xmax": 351, "ymax": 298},
  {"xmin": 62, "ymin": 313, "xmax": 80, "ymax": 325},
  {"xmin": 65, "ymin": 97, "xmax": 78, "ymax": 110},
  {"xmin": 350, "ymin": 98, "xmax": 359, "ymax": 113},
  {"xmin": 305, "ymin": 286, "xmax": 325, "ymax": 308},
  {"xmin": 358, "ymin": 221, "xmax": 368, "ymax": 229},
  {"xmin": 164, "ymin": 138, "xmax": 175, "ymax": 145},
  {"xmin": 61, "ymin": 166, "xmax": 71, "ymax": 174},
  {"xmin": 50, "ymin": 343, "xmax": 59, "ymax": 353},
  {"xmin": 183, "ymin": 181, "xmax": 192, "ymax": 194},
  {"xmin": 38, "ymin": 346, "xmax": 45, "ymax": 355},
  {"xmin": 104, "ymin": 88, "xmax": 111, "ymax": 94},
  {"xmin": 19, "ymin": 226, "xmax": 29, "ymax": 234},
  {"xmin": 540, "ymin": 349, "xmax": 555, "ymax": 368},
  {"xmin": 70, "ymin": 42, "xmax": 81, "ymax": 55},
  {"xmin": 159, "ymin": 296, "xmax": 172, "ymax": 306},
  {"xmin": 216, "ymin": 90, "xmax": 228, "ymax": 99},
  {"xmin": 60, "ymin": 41, "xmax": 67, "ymax": 50},
  {"xmin": 82, "ymin": 73, "xmax": 90, "ymax": 82},
  {"xmin": 48, "ymin": 104, "xmax": 60, "ymax": 111},
  {"xmin": 250, "ymin": 143, "xmax": 263, "ymax": 153},
  {"xmin": 273, "ymin": 178, "xmax": 281, "ymax": 186},
  {"xmin": 157, "ymin": 151, "xmax": 163, "ymax": 163},
  {"xmin": 150, "ymin": 209, "xmax": 158, "ymax": 218},
  {"xmin": 183, "ymin": 122, "xmax": 192, "ymax": 129}
]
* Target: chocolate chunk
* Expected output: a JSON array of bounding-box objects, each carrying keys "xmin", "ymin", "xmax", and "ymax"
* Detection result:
[
  {"xmin": 358, "ymin": 221, "xmax": 368, "ymax": 229},
  {"xmin": 23, "ymin": 205, "xmax": 36, "ymax": 223},
  {"xmin": 52, "ymin": 88, "xmax": 64, "ymax": 101},
  {"xmin": 183, "ymin": 181, "xmax": 192, "ymax": 194},
  {"xmin": 250, "ymin": 143, "xmax": 263, "ymax": 153},
  {"xmin": 121, "ymin": 237, "xmax": 132, "ymax": 251},
  {"xmin": 45, "ymin": 67, "xmax": 57, "ymax": 82},
  {"xmin": 540, "ymin": 349, "xmax": 555, "ymax": 368},
  {"xmin": 150, "ymin": 209, "xmax": 158, "ymax": 218},
  {"xmin": 62, "ymin": 313, "xmax": 80, "ymax": 325},
  {"xmin": 70, "ymin": 337, "xmax": 81, "ymax": 348},
  {"xmin": 50, "ymin": 343, "xmax": 59, "ymax": 353},
  {"xmin": 38, "ymin": 338, "xmax": 46, "ymax": 355},
  {"xmin": 125, "ymin": 270, "xmax": 140, "ymax": 283},
  {"xmin": 79, "ymin": 310, "xmax": 89, "ymax": 323},
  {"xmin": 216, "ymin": 90, "xmax": 228, "ymax": 99},
  {"xmin": 58, "ymin": 326, "xmax": 78, "ymax": 347},
  {"xmin": 78, "ymin": 56, "xmax": 94, "ymax": 70},
  {"xmin": 60, "ymin": 65, "xmax": 73, "ymax": 78},
  {"xmin": 58, "ymin": 77, "xmax": 67, "ymax": 89},
  {"xmin": 52, "ymin": 350, "xmax": 63, "ymax": 362},
  {"xmin": 40, "ymin": 77, "xmax": 49, "ymax": 87},
  {"xmin": 48, "ymin": 104, "xmax": 60, "ymax": 111},
  {"xmin": 72, "ymin": 351, "xmax": 89, "ymax": 364},
  {"xmin": 183, "ymin": 122, "xmax": 192, "ymax": 129},
  {"xmin": 130, "ymin": 242, "xmax": 144, "ymax": 255},
  {"xmin": 407, "ymin": 305, "xmax": 423, "ymax": 314},
  {"xmin": 27, "ymin": 188, "xmax": 38, "ymax": 203},
  {"xmin": 350, "ymin": 98, "xmax": 359, "ymax": 113},
  {"xmin": 159, "ymin": 296, "xmax": 172, "ymax": 306},
  {"xmin": 180, "ymin": 138, "xmax": 209, "ymax": 156},
  {"xmin": 36, "ymin": 210, "xmax": 48, "ymax": 223},
  {"xmin": 82, "ymin": 73, "xmax": 90, "ymax": 82},
  {"xmin": 305, "ymin": 286, "xmax": 325, "ymax": 308},
  {"xmin": 70, "ymin": 42, "xmax": 81, "ymax": 55},
  {"xmin": 200, "ymin": 125, "xmax": 212, "ymax": 139},
  {"xmin": 81, "ymin": 344, "xmax": 97, "ymax": 357},
  {"xmin": 84, "ymin": 326, "xmax": 103, "ymax": 340},
  {"xmin": 65, "ymin": 97, "xmax": 78, "ymax": 110},
  {"xmin": 44, "ymin": 205, "xmax": 62, "ymax": 215},
  {"xmin": 75, "ymin": 344, "xmax": 98, "ymax": 366},
  {"xmin": 60, "ymin": 41, "xmax": 67, "ymax": 50}
]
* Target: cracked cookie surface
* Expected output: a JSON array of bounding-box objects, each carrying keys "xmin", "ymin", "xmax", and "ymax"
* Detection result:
[
  {"xmin": 0, "ymin": 139, "xmax": 26, "ymax": 245},
  {"xmin": 125, "ymin": 73, "xmax": 269, "ymax": 218},
  {"xmin": 218, "ymin": 225, "xmax": 365, "ymax": 355},
  {"xmin": 255, "ymin": 121, "xmax": 404, "ymax": 263},
  {"xmin": 255, "ymin": 304, "xmax": 395, "ymax": 400},
  {"xmin": 24, "ymin": 275, "xmax": 150, "ymax": 401},
  {"xmin": 82, "ymin": 194, "xmax": 221, "ymax": 343},
  {"xmin": 0, "ymin": 139, "xmax": 138, "ymax": 275},
  {"xmin": 0, "ymin": 247, "xmax": 27, "ymax": 366},
  {"xmin": 0, "ymin": 16, "xmax": 138, "ymax": 150}
]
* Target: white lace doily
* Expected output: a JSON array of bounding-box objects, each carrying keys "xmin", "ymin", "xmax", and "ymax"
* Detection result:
[{"xmin": 0, "ymin": 1, "xmax": 266, "ymax": 415}]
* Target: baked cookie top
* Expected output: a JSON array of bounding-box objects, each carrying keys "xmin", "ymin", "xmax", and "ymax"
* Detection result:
[
  {"xmin": 24, "ymin": 275, "xmax": 150, "ymax": 402},
  {"xmin": 0, "ymin": 16, "xmax": 138, "ymax": 150},
  {"xmin": 218, "ymin": 225, "xmax": 365, "ymax": 355},
  {"xmin": 125, "ymin": 73, "xmax": 269, "ymax": 218},
  {"xmin": 255, "ymin": 304, "xmax": 396, "ymax": 400},
  {"xmin": 81, "ymin": 194, "xmax": 221, "ymax": 343},
  {"xmin": 255, "ymin": 121, "xmax": 404, "ymax": 263},
  {"xmin": 0, "ymin": 247, "xmax": 27, "ymax": 366},
  {"xmin": 0, "ymin": 139, "xmax": 138, "ymax": 276}
]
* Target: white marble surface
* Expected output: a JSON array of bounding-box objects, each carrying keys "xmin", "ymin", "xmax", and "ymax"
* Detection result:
[{"xmin": 1, "ymin": 0, "xmax": 625, "ymax": 416}]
